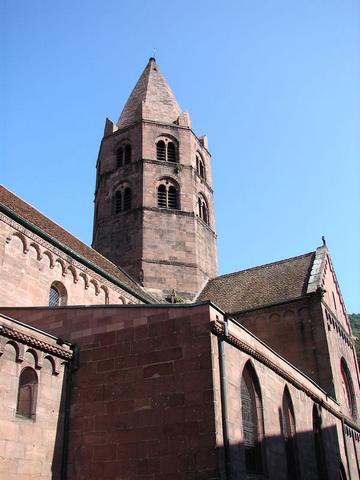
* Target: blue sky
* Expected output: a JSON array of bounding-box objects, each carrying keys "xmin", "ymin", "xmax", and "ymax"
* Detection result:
[{"xmin": 2, "ymin": 1, "xmax": 359, "ymax": 312}]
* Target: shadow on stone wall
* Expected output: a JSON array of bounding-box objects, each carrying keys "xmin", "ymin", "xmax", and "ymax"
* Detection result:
[{"xmin": 220, "ymin": 423, "xmax": 348, "ymax": 480}]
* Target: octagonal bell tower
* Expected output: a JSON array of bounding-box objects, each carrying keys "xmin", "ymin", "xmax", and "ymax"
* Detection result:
[{"xmin": 92, "ymin": 58, "xmax": 217, "ymax": 301}]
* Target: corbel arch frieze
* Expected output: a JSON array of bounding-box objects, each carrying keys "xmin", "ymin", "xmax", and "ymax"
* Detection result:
[{"xmin": 6, "ymin": 232, "xmax": 29, "ymax": 254}]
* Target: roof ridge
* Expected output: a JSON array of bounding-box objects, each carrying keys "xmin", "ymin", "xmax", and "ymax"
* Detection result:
[{"xmin": 212, "ymin": 251, "xmax": 315, "ymax": 281}]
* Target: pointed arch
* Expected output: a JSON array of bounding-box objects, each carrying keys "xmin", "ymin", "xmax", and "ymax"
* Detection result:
[
  {"xmin": 313, "ymin": 404, "xmax": 328, "ymax": 479},
  {"xmin": 282, "ymin": 386, "xmax": 299, "ymax": 479},
  {"xmin": 340, "ymin": 357, "xmax": 356, "ymax": 419},
  {"xmin": 240, "ymin": 360, "xmax": 265, "ymax": 475}
]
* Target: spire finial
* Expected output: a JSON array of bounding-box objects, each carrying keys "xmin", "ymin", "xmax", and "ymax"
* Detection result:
[{"xmin": 322, "ymin": 235, "xmax": 326, "ymax": 246}]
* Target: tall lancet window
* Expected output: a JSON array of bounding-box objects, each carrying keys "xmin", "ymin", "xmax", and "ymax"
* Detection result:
[
  {"xmin": 281, "ymin": 388, "xmax": 298, "ymax": 479},
  {"xmin": 241, "ymin": 362, "xmax": 265, "ymax": 475},
  {"xmin": 313, "ymin": 405, "xmax": 328, "ymax": 479}
]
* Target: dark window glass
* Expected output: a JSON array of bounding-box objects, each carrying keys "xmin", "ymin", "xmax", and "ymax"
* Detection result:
[
  {"xmin": 167, "ymin": 142, "xmax": 176, "ymax": 162},
  {"xmin": 313, "ymin": 405, "xmax": 328, "ymax": 479},
  {"xmin": 114, "ymin": 191, "xmax": 122, "ymax": 213},
  {"xmin": 341, "ymin": 359, "xmax": 356, "ymax": 418},
  {"xmin": 123, "ymin": 188, "xmax": 132, "ymax": 211},
  {"xmin": 168, "ymin": 186, "xmax": 177, "ymax": 209},
  {"xmin": 124, "ymin": 144, "xmax": 131, "ymax": 164},
  {"xmin": 49, "ymin": 286, "xmax": 60, "ymax": 307},
  {"xmin": 198, "ymin": 196, "xmax": 209, "ymax": 225},
  {"xmin": 282, "ymin": 389, "xmax": 298, "ymax": 479},
  {"xmin": 241, "ymin": 365, "xmax": 263, "ymax": 474},
  {"xmin": 17, "ymin": 368, "xmax": 38, "ymax": 418},
  {"xmin": 116, "ymin": 147, "xmax": 123, "ymax": 167},
  {"xmin": 157, "ymin": 141, "xmax": 166, "ymax": 161},
  {"xmin": 157, "ymin": 184, "xmax": 167, "ymax": 208}
]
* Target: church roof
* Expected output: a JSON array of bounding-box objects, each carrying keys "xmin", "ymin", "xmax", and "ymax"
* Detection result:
[
  {"xmin": 0, "ymin": 185, "xmax": 153, "ymax": 303},
  {"xmin": 117, "ymin": 58, "xmax": 182, "ymax": 128},
  {"xmin": 198, "ymin": 252, "xmax": 315, "ymax": 313}
]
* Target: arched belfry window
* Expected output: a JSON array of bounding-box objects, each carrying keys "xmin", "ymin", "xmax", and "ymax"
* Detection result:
[
  {"xmin": 157, "ymin": 179, "xmax": 179, "ymax": 210},
  {"xmin": 198, "ymin": 194, "xmax": 209, "ymax": 225},
  {"xmin": 156, "ymin": 137, "xmax": 178, "ymax": 163},
  {"xmin": 17, "ymin": 367, "xmax": 38, "ymax": 418},
  {"xmin": 116, "ymin": 143, "xmax": 132, "ymax": 167},
  {"xmin": 282, "ymin": 388, "xmax": 298, "ymax": 479},
  {"xmin": 196, "ymin": 153, "xmax": 205, "ymax": 179},
  {"xmin": 241, "ymin": 362, "xmax": 264, "ymax": 475},
  {"xmin": 112, "ymin": 184, "xmax": 132, "ymax": 214},
  {"xmin": 340, "ymin": 358, "xmax": 356, "ymax": 419},
  {"xmin": 49, "ymin": 282, "xmax": 67, "ymax": 307}
]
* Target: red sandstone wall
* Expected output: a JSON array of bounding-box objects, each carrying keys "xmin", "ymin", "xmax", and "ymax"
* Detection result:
[
  {"xmin": 211, "ymin": 318, "xmax": 359, "ymax": 480},
  {"xmin": 2, "ymin": 305, "xmax": 219, "ymax": 480},
  {"xmin": 234, "ymin": 297, "xmax": 335, "ymax": 395},
  {"xmin": 0, "ymin": 316, "xmax": 71, "ymax": 479},
  {"xmin": 0, "ymin": 218, "xmax": 140, "ymax": 307}
]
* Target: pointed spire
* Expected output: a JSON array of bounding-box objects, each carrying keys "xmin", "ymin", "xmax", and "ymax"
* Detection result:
[{"xmin": 117, "ymin": 58, "xmax": 183, "ymax": 128}]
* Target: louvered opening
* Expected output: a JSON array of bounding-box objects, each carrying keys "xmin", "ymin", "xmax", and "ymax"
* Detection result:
[
  {"xmin": 114, "ymin": 191, "xmax": 122, "ymax": 213},
  {"xmin": 116, "ymin": 148, "xmax": 123, "ymax": 167},
  {"xmin": 167, "ymin": 142, "xmax": 176, "ymax": 162},
  {"xmin": 157, "ymin": 185, "xmax": 167, "ymax": 208},
  {"xmin": 168, "ymin": 186, "xmax": 177, "ymax": 209},
  {"xmin": 123, "ymin": 188, "xmax": 132, "ymax": 211},
  {"xmin": 202, "ymin": 203, "xmax": 209, "ymax": 224},
  {"xmin": 157, "ymin": 141, "xmax": 166, "ymax": 161},
  {"xmin": 124, "ymin": 144, "xmax": 131, "ymax": 164},
  {"xmin": 198, "ymin": 198, "xmax": 202, "ymax": 217}
]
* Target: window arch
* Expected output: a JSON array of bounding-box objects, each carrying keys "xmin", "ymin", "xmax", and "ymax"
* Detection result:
[
  {"xmin": 156, "ymin": 137, "xmax": 178, "ymax": 163},
  {"xmin": 282, "ymin": 387, "xmax": 298, "ymax": 479},
  {"xmin": 157, "ymin": 179, "xmax": 179, "ymax": 210},
  {"xmin": 116, "ymin": 143, "xmax": 132, "ymax": 167},
  {"xmin": 340, "ymin": 358, "xmax": 356, "ymax": 418},
  {"xmin": 49, "ymin": 282, "xmax": 67, "ymax": 307},
  {"xmin": 17, "ymin": 367, "xmax": 38, "ymax": 418},
  {"xmin": 198, "ymin": 194, "xmax": 209, "ymax": 225},
  {"xmin": 112, "ymin": 184, "xmax": 132, "ymax": 214},
  {"xmin": 241, "ymin": 362, "xmax": 264, "ymax": 475},
  {"xmin": 196, "ymin": 153, "xmax": 206, "ymax": 179},
  {"xmin": 313, "ymin": 405, "xmax": 327, "ymax": 479}
]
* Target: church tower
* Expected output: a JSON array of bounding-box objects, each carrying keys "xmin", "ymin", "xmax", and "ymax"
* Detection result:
[{"xmin": 92, "ymin": 58, "xmax": 217, "ymax": 301}]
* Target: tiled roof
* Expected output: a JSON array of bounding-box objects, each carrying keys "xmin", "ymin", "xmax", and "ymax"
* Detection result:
[
  {"xmin": 0, "ymin": 185, "xmax": 153, "ymax": 302},
  {"xmin": 198, "ymin": 252, "xmax": 315, "ymax": 313},
  {"xmin": 117, "ymin": 58, "xmax": 182, "ymax": 128}
]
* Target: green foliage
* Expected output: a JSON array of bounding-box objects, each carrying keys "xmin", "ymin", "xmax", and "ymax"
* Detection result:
[{"xmin": 349, "ymin": 313, "xmax": 360, "ymax": 361}]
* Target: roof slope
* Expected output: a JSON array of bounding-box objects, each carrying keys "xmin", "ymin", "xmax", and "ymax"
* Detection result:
[
  {"xmin": 117, "ymin": 57, "xmax": 182, "ymax": 128},
  {"xmin": 0, "ymin": 185, "xmax": 153, "ymax": 302},
  {"xmin": 199, "ymin": 252, "xmax": 315, "ymax": 313}
]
